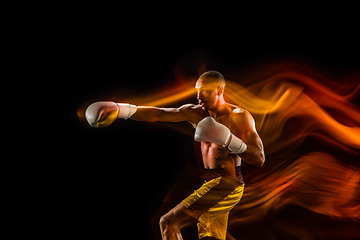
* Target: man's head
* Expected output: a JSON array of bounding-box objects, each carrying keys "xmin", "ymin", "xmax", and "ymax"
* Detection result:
[{"xmin": 195, "ymin": 70, "xmax": 226, "ymax": 110}]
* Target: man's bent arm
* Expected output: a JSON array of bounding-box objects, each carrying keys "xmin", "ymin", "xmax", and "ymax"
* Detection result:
[
  {"xmin": 235, "ymin": 111, "xmax": 265, "ymax": 167},
  {"xmin": 238, "ymin": 131, "xmax": 265, "ymax": 167}
]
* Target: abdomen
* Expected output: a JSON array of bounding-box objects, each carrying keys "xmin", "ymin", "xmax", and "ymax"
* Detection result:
[{"xmin": 201, "ymin": 142, "xmax": 237, "ymax": 169}]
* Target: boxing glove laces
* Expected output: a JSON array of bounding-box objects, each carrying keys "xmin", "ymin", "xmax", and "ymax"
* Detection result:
[{"xmin": 194, "ymin": 117, "xmax": 247, "ymax": 154}]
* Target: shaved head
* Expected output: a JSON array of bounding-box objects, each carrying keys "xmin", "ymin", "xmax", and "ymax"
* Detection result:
[
  {"xmin": 196, "ymin": 70, "xmax": 226, "ymax": 89},
  {"xmin": 195, "ymin": 70, "xmax": 226, "ymax": 110}
]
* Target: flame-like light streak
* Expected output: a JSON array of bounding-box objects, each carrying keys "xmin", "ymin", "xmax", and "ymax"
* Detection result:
[
  {"xmin": 78, "ymin": 61, "xmax": 360, "ymax": 239},
  {"xmin": 221, "ymin": 64, "xmax": 360, "ymax": 239},
  {"xmin": 115, "ymin": 79, "xmax": 197, "ymax": 107}
]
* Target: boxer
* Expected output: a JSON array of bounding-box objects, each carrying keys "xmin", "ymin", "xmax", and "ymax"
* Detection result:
[{"xmin": 86, "ymin": 70, "xmax": 265, "ymax": 240}]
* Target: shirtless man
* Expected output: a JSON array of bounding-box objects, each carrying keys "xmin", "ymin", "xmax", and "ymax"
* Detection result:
[{"xmin": 85, "ymin": 70, "xmax": 265, "ymax": 240}]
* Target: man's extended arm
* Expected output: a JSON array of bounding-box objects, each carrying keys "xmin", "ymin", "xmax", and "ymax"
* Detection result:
[
  {"xmin": 85, "ymin": 101, "xmax": 194, "ymax": 127},
  {"xmin": 131, "ymin": 104, "xmax": 194, "ymax": 122}
]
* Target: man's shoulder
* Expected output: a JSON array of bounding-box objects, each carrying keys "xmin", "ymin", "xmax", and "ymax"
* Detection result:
[
  {"xmin": 227, "ymin": 103, "xmax": 247, "ymax": 115},
  {"xmin": 228, "ymin": 104, "xmax": 253, "ymax": 121},
  {"xmin": 228, "ymin": 105, "xmax": 256, "ymax": 133}
]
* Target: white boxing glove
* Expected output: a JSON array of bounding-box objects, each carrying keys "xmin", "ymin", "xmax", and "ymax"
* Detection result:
[
  {"xmin": 194, "ymin": 117, "xmax": 247, "ymax": 154},
  {"xmin": 85, "ymin": 101, "xmax": 137, "ymax": 128}
]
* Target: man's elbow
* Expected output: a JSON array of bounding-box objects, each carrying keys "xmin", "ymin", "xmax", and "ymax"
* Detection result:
[
  {"xmin": 240, "ymin": 147, "xmax": 265, "ymax": 167},
  {"xmin": 256, "ymin": 154, "xmax": 265, "ymax": 167}
]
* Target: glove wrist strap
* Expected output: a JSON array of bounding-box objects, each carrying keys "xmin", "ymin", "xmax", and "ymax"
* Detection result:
[{"xmin": 117, "ymin": 103, "xmax": 137, "ymax": 119}]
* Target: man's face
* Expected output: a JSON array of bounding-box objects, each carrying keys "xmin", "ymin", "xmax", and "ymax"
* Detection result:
[{"xmin": 195, "ymin": 78, "xmax": 222, "ymax": 110}]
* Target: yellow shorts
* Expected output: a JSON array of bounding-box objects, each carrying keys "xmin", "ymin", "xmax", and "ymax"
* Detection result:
[{"xmin": 181, "ymin": 177, "xmax": 244, "ymax": 240}]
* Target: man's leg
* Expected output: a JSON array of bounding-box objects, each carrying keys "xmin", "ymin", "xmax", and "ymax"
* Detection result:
[
  {"xmin": 160, "ymin": 176, "xmax": 243, "ymax": 240},
  {"xmin": 159, "ymin": 203, "xmax": 198, "ymax": 240}
]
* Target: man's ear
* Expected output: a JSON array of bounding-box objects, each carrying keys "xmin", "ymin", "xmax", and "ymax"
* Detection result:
[{"xmin": 217, "ymin": 86, "xmax": 224, "ymax": 95}]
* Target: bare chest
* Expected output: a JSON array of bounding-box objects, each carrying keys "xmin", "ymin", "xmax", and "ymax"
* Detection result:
[{"xmin": 191, "ymin": 109, "xmax": 242, "ymax": 169}]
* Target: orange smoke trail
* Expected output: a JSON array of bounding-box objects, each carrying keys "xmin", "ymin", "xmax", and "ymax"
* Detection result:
[
  {"xmin": 77, "ymin": 78, "xmax": 197, "ymax": 124},
  {"xmin": 225, "ymin": 75, "xmax": 360, "ymax": 148},
  {"xmin": 222, "ymin": 62, "xmax": 360, "ymax": 239},
  {"xmin": 123, "ymin": 81, "xmax": 196, "ymax": 107},
  {"xmin": 78, "ymin": 61, "xmax": 360, "ymax": 238},
  {"xmin": 230, "ymin": 152, "xmax": 360, "ymax": 222},
  {"xmin": 131, "ymin": 62, "xmax": 360, "ymax": 237}
]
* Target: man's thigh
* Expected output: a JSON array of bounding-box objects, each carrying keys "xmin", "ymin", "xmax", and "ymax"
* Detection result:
[{"xmin": 163, "ymin": 203, "xmax": 199, "ymax": 229}]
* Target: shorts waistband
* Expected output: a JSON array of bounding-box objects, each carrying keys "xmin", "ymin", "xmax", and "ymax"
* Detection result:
[{"xmin": 203, "ymin": 166, "xmax": 243, "ymax": 183}]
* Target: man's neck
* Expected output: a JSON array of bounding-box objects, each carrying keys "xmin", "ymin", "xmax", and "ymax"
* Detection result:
[{"xmin": 208, "ymin": 99, "xmax": 229, "ymax": 119}]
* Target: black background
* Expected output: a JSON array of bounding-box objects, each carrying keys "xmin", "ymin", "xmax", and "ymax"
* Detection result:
[{"xmin": 6, "ymin": 4, "xmax": 360, "ymax": 240}]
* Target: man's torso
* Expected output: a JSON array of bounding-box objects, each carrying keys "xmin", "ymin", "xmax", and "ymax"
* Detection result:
[{"xmin": 185, "ymin": 104, "xmax": 244, "ymax": 178}]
